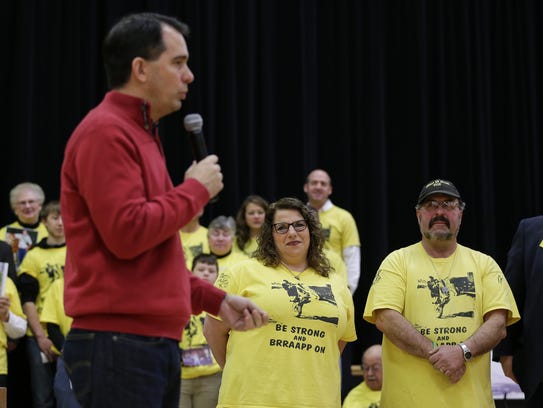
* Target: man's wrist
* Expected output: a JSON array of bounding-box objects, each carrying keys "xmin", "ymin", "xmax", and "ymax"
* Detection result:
[{"xmin": 459, "ymin": 342, "xmax": 472, "ymax": 361}]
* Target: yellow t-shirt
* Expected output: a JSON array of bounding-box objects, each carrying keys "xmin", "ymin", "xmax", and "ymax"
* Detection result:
[
  {"xmin": 179, "ymin": 226, "xmax": 209, "ymax": 269},
  {"xmin": 216, "ymin": 251, "xmax": 248, "ymax": 274},
  {"xmin": 40, "ymin": 278, "xmax": 73, "ymax": 338},
  {"xmin": 318, "ymin": 205, "xmax": 360, "ymax": 258},
  {"xmin": 215, "ymin": 258, "xmax": 356, "ymax": 407},
  {"xmin": 364, "ymin": 243, "xmax": 520, "ymax": 408},
  {"xmin": 342, "ymin": 381, "xmax": 381, "ymax": 408},
  {"xmin": 233, "ymin": 236, "xmax": 258, "ymax": 257},
  {"xmin": 179, "ymin": 312, "xmax": 221, "ymax": 379},
  {"xmin": 0, "ymin": 278, "xmax": 25, "ymax": 374},
  {"xmin": 325, "ymin": 248, "xmax": 349, "ymax": 288},
  {"xmin": 40, "ymin": 278, "xmax": 73, "ymax": 354},
  {"xmin": 0, "ymin": 221, "xmax": 48, "ymax": 245},
  {"xmin": 18, "ymin": 244, "xmax": 66, "ymax": 336},
  {"xmin": 0, "ymin": 221, "xmax": 48, "ymax": 265}
]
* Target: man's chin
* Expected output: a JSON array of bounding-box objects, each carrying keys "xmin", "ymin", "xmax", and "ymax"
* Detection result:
[
  {"xmin": 171, "ymin": 99, "xmax": 183, "ymax": 111},
  {"xmin": 365, "ymin": 380, "xmax": 379, "ymax": 390},
  {"xmin": 424, "ymin": 231, "xmax": 454, "ymax": 241}
]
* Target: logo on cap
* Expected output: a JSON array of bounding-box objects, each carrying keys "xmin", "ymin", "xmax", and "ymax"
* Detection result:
[{"xmin": 417, "ymin": 179, "xmax": 461, "ymax": 205}]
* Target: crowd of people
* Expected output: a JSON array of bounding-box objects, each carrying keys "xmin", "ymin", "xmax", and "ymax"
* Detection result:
[
  {"xmin": 3, "ymin": 175, "xmax": 538, "ymax": 408},
  {"xmin": 1, "ymin": 10, "xmax": 540, "ymax": 408},
  {"xmin": 0, "ymin": 173, "xmax": 359, "ymax": 407}
]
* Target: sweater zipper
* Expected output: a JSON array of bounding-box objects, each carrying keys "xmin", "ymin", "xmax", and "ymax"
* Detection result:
[{"xmin": 141, "ymin": 102, "xmax": 165, "ymax": 157}]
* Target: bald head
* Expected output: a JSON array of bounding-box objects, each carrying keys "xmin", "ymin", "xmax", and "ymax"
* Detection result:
[
  {"xmin": 362, "ymin": 344, "xmax": 382, "ymax": 391},
  {"xmin": 363, "ymin": 344, "xmax": 382, "ymax": 360}
]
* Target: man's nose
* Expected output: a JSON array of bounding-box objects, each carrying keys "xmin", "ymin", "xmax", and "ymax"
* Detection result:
[{"xmin": 183, "ymin": 66, "xmax": 195, "ymax": 83}]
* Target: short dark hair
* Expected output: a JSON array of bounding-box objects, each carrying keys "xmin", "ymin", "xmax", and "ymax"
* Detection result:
[
  {"xmin": 103, "ymin": 12, "xmax": 190, "ymax": 89},
  {"xmin": 191, "ymin": 253, "xmax": 218, "ymax": 271},
  {"xmin": 40, "ymin": 200, "xmax": 61, "ymax": 220},
  {"xmin": 254, "ymin": 197, "xmax": 332, "ymax": 277}
]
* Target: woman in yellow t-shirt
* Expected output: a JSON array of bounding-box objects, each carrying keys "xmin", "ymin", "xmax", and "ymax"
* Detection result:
[{"xmin": 205, "ymin": 197, "xmax": 356, "ymax": 408}]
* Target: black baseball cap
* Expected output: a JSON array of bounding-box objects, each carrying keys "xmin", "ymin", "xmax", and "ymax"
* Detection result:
[{"xmin": 417, "ymin": 179, "xmax": 462, "ymax": 205}]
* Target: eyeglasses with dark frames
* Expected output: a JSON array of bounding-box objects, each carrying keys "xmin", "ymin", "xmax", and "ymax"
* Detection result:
[{"xmin": 272, "ymin": 219, "xmax": 308, "ymax": 234}]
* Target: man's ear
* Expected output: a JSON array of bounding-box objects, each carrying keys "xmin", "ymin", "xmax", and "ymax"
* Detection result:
[{"xmin": 132, "ymin": 57, "xmax": 148, "ymax": 83}]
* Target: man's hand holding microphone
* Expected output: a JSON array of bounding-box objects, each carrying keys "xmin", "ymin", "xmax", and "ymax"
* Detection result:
[
  {"xmin": 183, "ymin": 113, "xmax": 268, "ymax": 330},
  {"xmin": 184, "ymin": 154, "xmax": 223, "ymax": 202},
  {"xmin": 184, "ymin": 113, "xmax": 221, "ymax": 202}
]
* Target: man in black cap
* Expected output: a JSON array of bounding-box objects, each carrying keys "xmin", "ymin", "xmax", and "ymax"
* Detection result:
[{"xmin": 363, "ymin": 178, "xmax": 520, "ymax": 407}]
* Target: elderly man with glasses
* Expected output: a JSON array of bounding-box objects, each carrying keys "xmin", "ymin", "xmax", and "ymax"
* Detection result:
[
  {"xmin": 364, "ymin": 179, "xmax": 520, "ymax": 408},
  {"xmin": 343, "ymin": 344, "xmax": 382, "ymax": 408}
]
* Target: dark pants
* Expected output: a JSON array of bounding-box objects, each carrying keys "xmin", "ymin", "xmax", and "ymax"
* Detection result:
[
  {"xmin": 527, "ymin": 383, "xmax": 543, "ymax": 408},
  {"xmin": 27, "ymin": 335, "xmax": 56, "ymax": 408},
  {"xmin": 63, "ymin": 329, "xmax": 181, "ymax": 408},
  {"xmin": 7, "ymin": 337, "xmax": 33, "ymax": 407},
  {"xmin": 54, "ymin": 356, "xmax": 81, "ymax": 408}
]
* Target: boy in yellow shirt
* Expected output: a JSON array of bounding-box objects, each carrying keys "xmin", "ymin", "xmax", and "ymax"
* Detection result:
[{"xmin": 179, "ymin": 254, "xmax": 222, "ymax": 408}]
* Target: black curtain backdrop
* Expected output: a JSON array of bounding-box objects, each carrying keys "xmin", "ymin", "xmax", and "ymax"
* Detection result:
[{"xmin": 3, "ymin": 0, "xmax": 543, "ymax": 361}]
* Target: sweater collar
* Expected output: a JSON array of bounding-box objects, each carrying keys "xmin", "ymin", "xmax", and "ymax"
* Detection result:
[{"xmin": 105, "ymin": 91, "xmax": 159, "ymax": 133}]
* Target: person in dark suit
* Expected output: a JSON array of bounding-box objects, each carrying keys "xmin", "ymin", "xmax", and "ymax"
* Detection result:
[{"xmin": 494, "ymin": 216, "xmax": 543, "ymax": 407}]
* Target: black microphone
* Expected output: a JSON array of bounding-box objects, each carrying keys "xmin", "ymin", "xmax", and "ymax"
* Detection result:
[
  {"xmin": 183, "ymin": 113, "xmax": 219, "ymax": 203},
  {"xmin": 183, "ymin": 113, "xmax": 208, "ymax": 161}
]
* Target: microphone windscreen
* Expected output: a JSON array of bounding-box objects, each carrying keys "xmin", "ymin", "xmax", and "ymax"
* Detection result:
[{"xmin": 184, "ymin": 114, "xmax": 203, "ymax": 133}]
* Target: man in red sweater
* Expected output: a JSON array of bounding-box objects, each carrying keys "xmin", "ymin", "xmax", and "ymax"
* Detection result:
[{"xmin": 60, "ymin": 12, "xmax": 267, "ymax": 408}]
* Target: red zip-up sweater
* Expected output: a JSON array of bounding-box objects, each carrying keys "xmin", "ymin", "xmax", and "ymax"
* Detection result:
[{"xmin": 61, "ymin": 91, "xmax": 225, "ymax": 340}]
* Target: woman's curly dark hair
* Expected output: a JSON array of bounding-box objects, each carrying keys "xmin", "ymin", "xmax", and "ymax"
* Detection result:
[
  {"xmin": 235, "ymin": 195, "xmax": 269, "ymax": 252},
  {"xmin": 254, "ymin": 197, "xmax": 332, "ymax": 277}
]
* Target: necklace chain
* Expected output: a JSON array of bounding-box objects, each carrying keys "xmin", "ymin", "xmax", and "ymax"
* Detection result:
[
  {"xmin": 280, "ymin": 262, "xmax": 305, "ymax": 280},
  {"xmin": 427, "ymin": 250, "xmax": 457, "ymax": 295}
]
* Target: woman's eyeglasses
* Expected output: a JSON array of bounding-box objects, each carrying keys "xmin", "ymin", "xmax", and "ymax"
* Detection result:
[{"xmin": 272, "ymin": 220, "xmax": 308, "ymax": 234}]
